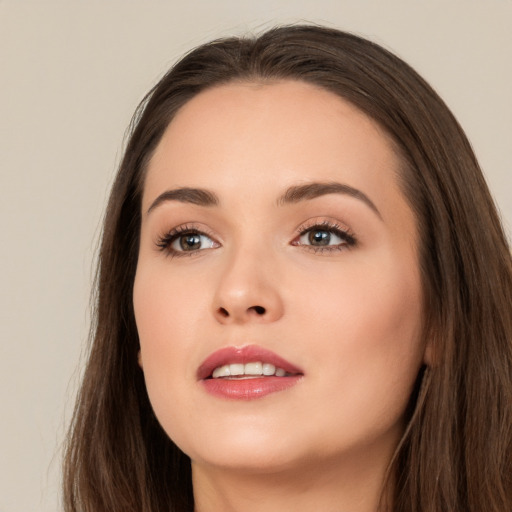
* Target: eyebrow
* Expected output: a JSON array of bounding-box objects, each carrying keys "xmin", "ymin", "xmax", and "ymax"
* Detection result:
[
  {"xmin": 146, "ymin": 181, "xmax": 381, "ymax": 219},
  {"xmin": 277, "ymin": 181, "xmax": 382, "ymax": 219},
  {"xmin": 146, "ymin": 187, "xmax": 219, "ymax": 215}
]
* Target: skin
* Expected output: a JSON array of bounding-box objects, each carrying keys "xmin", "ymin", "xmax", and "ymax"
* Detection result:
[{"xmin": 133, "ymin": 81, "xmax": 429, "ymax": 512}]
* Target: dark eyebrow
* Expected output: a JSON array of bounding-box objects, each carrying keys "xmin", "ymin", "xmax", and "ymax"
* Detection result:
[
  {"xmin": 146, "ymin": 187, "xmax": 219, "ymax": 215},
  {"xmin": 277, "ymin": 182, "xmax": 382, "ymax": 219}
]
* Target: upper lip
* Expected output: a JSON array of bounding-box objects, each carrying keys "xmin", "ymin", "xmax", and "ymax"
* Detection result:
[{"xmin": 197, "ymin": 345, "xmax": 303, "ymax": 380}]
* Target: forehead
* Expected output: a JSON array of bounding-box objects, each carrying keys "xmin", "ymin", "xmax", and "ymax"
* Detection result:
[{"xmin": 144, "ymin": 80, "xmax": 405, "ymax": 218}]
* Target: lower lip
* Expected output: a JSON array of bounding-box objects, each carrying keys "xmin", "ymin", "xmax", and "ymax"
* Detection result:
[{"xmin": 201, "ymin": 376, "xmax": 302, "ymax": 400}]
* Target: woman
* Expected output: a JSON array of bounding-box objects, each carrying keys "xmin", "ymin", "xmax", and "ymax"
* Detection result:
[{"xmin": 63, "ymin": 25, "xmax": 512, "ymax": 512}]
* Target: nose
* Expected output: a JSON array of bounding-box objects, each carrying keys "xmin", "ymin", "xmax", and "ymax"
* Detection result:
[{"xmin": 212, "ymin": 247, "xmax": 285, "ymax": 325}]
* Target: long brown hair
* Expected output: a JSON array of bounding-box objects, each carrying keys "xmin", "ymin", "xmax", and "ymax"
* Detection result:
[{"xmin": 63, "ymin": 25, "xmax": 512, "ymax": 512}]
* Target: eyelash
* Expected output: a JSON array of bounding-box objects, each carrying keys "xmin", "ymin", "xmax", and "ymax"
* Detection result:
[
  {"xmin": 155, "ymin": 220, "xmax": 357, "ymax": 257},
  {"xmin": 293, "ymin": 220, "xmax": 357, "ymax": 254},
  {"xmin": 156, "ymin": 224, "xmax": 218, "ymax": 258}
]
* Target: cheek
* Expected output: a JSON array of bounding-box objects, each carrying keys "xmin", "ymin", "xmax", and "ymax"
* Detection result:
[
  {"xmin": 292, "ymin": 249, "xmax": 424, "ymax": 431},
  {"xmin": 134, "ymin": 263, "xmax": 209, "ymax": 346},
  {"xmin": 133, "ymin": 265, "xmax": 203, "ymax": 389},
  {"xmin": 297, "ymin": 261, "xmax": 421, "ymax": 342},
  {"xmin": 133, "ymin": 265, "xmax": 207, "ymax": 441}
]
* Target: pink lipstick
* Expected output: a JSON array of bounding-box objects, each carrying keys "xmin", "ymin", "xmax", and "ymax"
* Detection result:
[{"xmin": 198, "ymin": 345, "xmax": 303, "ymax": 400}]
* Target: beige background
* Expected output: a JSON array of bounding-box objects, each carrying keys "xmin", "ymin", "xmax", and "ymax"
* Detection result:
[{"xmin": 1, "ymin": 1, "xmax": 510, "ymax": 511}]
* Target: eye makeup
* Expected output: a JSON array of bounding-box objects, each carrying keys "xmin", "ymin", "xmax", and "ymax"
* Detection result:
[
  {"xmin": 155, "ymin": 223, "xmax": 220, "ymax": 258},
  {"xmin": 291, "ymin": 219, "xmax": 357, "ymax": 254},
  {"xmin": 154, "ymin": 217, "xmax": 357, "ymax": 259}
]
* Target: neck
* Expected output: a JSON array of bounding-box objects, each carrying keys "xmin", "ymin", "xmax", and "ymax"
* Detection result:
[{"xmin": 192, "ymin": 447, "xmax": 394, "ymax": 512}]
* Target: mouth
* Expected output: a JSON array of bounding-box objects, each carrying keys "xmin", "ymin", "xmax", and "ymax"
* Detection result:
[{"xmin": 197, "ymin": 345, "xmax": 303, "ymax": 399}]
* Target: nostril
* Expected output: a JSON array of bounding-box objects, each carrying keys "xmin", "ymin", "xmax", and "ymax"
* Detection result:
[{"xmin": 216, "ymin": 305, "xmax": 267, "ymax": 320}]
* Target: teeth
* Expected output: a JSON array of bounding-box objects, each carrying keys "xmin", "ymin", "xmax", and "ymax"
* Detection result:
[
  {"xmin": 211, "ymin": 361, "xmax": 287, "ymax": 379},
  {"xmin": 230, "ymin": 363, "xmax": 244, "ymax": 376},
  {"xmin": 245, "ymin": 362, "xmax": 262, "ymax": 374},
  {"xmin": 262, "ymin": 363, "xmax": 276, "ymax": 375},
  {"xmin": 212, "ymin": 365, "xmax": 231, "ymax": 378}
]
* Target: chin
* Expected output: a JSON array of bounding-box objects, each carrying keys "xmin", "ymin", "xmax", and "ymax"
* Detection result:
[{"xmin": 178, "ymin": 423, "xmax": 308, "ymax": 474}]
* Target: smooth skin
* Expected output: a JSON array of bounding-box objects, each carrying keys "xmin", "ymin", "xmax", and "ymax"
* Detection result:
[{"xmin": 134, "ymin": 81, "xmax": 429, "ymax": 512}]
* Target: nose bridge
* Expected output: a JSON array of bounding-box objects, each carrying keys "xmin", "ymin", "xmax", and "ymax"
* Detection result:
[{"xmin": 213, "ymin": 239, "xmax": 284, "ymax": 324}]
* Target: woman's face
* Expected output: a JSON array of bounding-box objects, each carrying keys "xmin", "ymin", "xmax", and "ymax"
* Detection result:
[{"xmin": 134, "ymin": 81, "xmax": 427, "ymax": 474}]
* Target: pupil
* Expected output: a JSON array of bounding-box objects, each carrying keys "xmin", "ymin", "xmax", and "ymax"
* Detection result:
[
  {"xmin": 180, "ymin": 234, "xmax": 201, "ymax": 250},
  {"xmin": 309, "ymin": 230, "xmax": 330, "ymax": 246}
]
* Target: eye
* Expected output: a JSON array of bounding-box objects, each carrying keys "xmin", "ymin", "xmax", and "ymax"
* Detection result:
[
  {"xmin": 156, "ymin": 226, "xmax": 219, "ymax": 256},
  {"xmin": 300, "ymin": 229, "xmax": 341, "ymax": 247},
  {"xmin": 171, "ymin": 232, "xmax": 216, "ymax": 252},
  {"xmin": 292, "ymin": 222, "xmax": 356, "ymax": 252}
]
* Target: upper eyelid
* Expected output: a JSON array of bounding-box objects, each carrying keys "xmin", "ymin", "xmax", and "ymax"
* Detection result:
[
  {"xmin": 161, "ymin": 223, "xmax": 218, "ymax": 238},
  {"xmin": 295, "ymin": 218, "xmax": 353, "ymax": 235}
]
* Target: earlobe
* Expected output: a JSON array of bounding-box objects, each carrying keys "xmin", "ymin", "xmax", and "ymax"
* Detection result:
[{"xmin": 422, "ymin": 337, "xmax": 435, "ymax": 367}]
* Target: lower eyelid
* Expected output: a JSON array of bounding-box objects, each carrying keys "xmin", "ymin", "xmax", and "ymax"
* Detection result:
[{"xmin": 306, "ymin": 245, "xmax": 349, "ymax": 253}]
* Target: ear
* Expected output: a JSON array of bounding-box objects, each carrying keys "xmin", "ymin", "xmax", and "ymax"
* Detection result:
[
  {"xmin": 422, "ymin": 336, "xmax": 435, "ymax": 367},
  {"xmin": 137, "ymin": 350, "xmax": 143, "ymax": 369}
]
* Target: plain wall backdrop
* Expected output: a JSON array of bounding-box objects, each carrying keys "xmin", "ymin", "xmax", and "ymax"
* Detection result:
[{"xmin": 1, "ymin": 1, "xmax": 510, "ymax": 511}]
